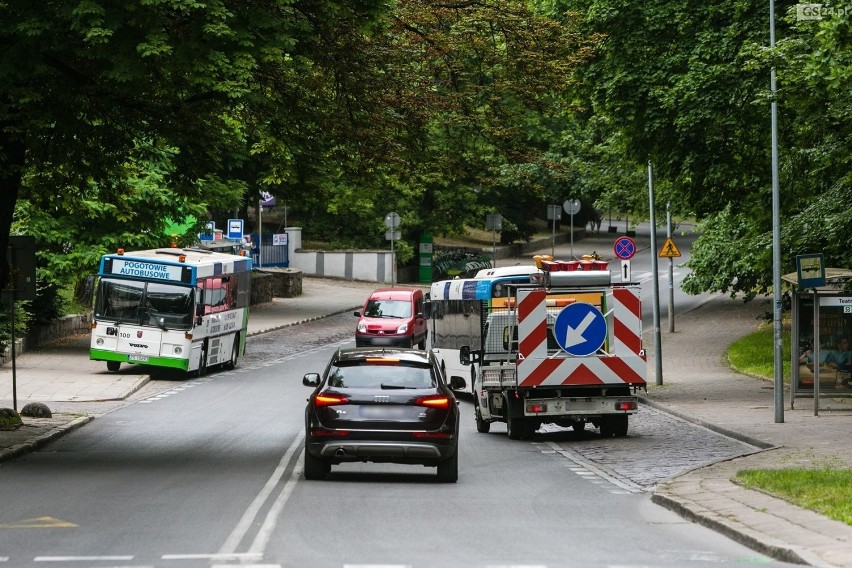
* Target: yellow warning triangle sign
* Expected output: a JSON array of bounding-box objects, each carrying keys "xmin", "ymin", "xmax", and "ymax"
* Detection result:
[
  {"xmin": 0, "ymin": 516, "xmax": 78, "ymax": 528},
  {"xmin": 659, "ymin": 237, "xmax": 682, "ymax": 258}
]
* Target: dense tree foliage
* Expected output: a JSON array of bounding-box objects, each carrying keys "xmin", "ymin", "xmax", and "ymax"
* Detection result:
[
  {"xmin": 2, "ymin": 0, "xmax": 850, "ymax": 332},
  {"xmin": 1, "ymin": 0, "xmax": 387, "ymax": 293}
]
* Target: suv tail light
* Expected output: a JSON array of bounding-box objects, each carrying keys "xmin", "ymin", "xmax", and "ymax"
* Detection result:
[
  {"xmin": 314, "ymin": 394, "xmax": 349, "ymax": 407},
  {"xmin": 416, "ymin": 395, "xmax": 451, "ymax": 409}
]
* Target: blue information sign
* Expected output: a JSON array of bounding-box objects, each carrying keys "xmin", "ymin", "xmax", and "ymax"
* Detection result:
[
  {"xmin": 553, "ymin": 303, "xmax": 607, "ymax": 356},
  {"xmin": 613, "ymin": 236, "xmax": 637, "ymax": 260},
  {"xmin": 796, "ymin": 253, "xmax": 825, "ymax": 289},
  {"xmin": 227, "ymin": 219, "xmax": 244, "ymax": 240}
]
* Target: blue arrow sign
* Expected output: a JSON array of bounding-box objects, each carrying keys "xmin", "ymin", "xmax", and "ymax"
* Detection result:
[{"xmin": 554, "ymin": 303, "xmax": 607, "ymax": 356}]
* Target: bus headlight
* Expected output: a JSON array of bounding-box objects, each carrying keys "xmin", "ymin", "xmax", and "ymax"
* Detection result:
[
  {"xmin": 174, "ymin": 346, "xmax": 183, "ymax": 355},
  {"xmin": 96, "ymin": 338, "xmax": 104, "ymax": 346}
]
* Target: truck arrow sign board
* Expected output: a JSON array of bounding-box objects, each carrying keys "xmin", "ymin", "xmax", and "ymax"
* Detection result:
[{"xmin": 553, "ymin": 302, "xmax": 607, "ymax": 357}]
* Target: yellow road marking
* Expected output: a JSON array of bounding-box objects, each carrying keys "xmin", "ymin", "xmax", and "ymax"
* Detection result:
[{"xmin": 0, "ymin": 516, "xmax": 77, "ymax": 528}]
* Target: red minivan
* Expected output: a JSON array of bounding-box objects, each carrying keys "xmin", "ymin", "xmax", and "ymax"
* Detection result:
[{"xmin": 354, "ymin": 288, "xmax": 428, "ymax": 349}]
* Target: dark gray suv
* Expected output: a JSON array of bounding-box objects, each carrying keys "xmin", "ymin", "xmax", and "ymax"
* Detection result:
[{"xmin": 302, "ymin": 347, "xmax": 463, "ymax": 482}]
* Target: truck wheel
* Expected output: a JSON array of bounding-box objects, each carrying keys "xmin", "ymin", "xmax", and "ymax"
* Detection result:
[
  {"xmin": 475, "ymin": 404, "xmax": 490, "ymax": 433},
  {"xmin": 107, "ymin": 361, "xmax": 120, "ymax": 372},
  {"xmin": 504, "ymin": 397, "xmax": 523, "ymax": 439},
  {"xmin": 599, "ymin": 417, "xmax": 615, "ymax": 438},
  {"xmin": 572, "ymin": 421, "xmax": 586, "ymax": 432},
  {"xmin": 522, "ymin": 419, "xmax": 538, "ymax": 439},
  {"xmin": 613, "ymin": 415, "xmax": 629, "ymax": 437},
  {"xmin": 506, "ymin": 414, "xmax": 523, "ymax": 440},
  {"xmin": 303, "ymin": 448, "xmax": 330, "ymax": 480}
]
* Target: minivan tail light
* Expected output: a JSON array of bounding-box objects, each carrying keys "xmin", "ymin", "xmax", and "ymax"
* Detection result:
[
  {"xmin": 314, "ymin": 394, "xmax": 349, "ymax": 407},
  {"xmin": 416, "ymin": 396, "xmax": 451, "ymax": 409}
]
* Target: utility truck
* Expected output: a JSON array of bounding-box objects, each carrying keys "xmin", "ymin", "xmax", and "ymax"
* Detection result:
[{"xmin": 460, "ymin": 265, "xmax": 646, "ymax": 439}]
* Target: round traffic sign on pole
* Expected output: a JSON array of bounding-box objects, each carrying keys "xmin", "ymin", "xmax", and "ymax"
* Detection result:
[
  {"xmin": 384, "ymin": 212, "xmax": 400, "ymax": 229},
  {"xmin": 563, "ymin": 199, "xmax": 581, "ymax": 215},
  {"xmin": 613, "ymin": 236, "xmax": 637, "ymax": 260},
  {"xmin": 553, "ymin": 303, "xmax": 607, "ymax": 356}
]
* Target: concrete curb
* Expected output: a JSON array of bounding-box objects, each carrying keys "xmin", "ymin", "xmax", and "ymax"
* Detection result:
[
  {"xmin": 650, "ymin": 491, "xmax": 830, "ymax": 567},
  {"xmin": 0, "ymin": 416, "xmax": 93, "ymax": 463},
  {"xmin": 246, "ymin": 306, "xmax": 363, "ymax": 337}
]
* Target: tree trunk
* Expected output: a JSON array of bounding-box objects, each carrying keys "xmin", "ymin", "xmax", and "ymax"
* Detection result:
[{"xmin": 0, "ymin": 127, "xmax": 26, "ymax": 292}]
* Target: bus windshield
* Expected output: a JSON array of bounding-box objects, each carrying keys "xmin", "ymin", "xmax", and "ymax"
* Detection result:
[{"xmin": 95, "ymin": 278, "xmax": 194, "ymax": 330}]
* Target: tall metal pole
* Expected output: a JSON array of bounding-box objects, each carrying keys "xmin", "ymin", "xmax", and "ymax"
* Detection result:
[
  {"xmin": 258, "ymin": 198, "xmax": 263, "ymax": 268},
  {"xmin": 770, "ymin": 0, "xmax": 784, "ymax": 422},
  {"xmin": 667, "ymin": 202, "xmax": 675, "ymax": 332},
  {"xmin": 551, "ymin": 213, "xmax": 556, "ymax": 258},
  {"xmin": 648, "ymin": 162, "xmax": 662, "ymax": 385},
  {"xmin": 813, "ymin": 290, "xmax": 820, "ymax": 416}
]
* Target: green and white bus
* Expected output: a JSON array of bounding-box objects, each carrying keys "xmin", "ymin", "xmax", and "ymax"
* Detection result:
[{"xmin": 90, "ymin": 247, "xmax": 252, "ymax": 375}]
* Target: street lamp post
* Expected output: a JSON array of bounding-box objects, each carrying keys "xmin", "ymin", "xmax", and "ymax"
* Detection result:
[{"xmin": 770, "ymin": 0, "xmax": 784, "ymax": 423}]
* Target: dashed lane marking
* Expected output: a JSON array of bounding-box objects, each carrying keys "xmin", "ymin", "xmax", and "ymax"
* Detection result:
[
  {"xmin": 33, "ymin": 556, "xmax": 134, "ymax": 562},
  {"xmin": 535, "ymin": 441, "xmax": 644, "ymax": 494}
]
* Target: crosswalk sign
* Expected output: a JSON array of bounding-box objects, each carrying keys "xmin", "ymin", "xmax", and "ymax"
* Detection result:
[{"xmin": 659, "ymin": 237, "xmax": 681, "ymax": 258}]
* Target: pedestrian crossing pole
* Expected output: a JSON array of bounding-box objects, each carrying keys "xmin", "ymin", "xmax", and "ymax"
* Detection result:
[
  {"xmin": 667, "ymin": 202, "xmax": 675, "ymax": 333},
  {"xmin": 648, "ymin": 161, "xmax": 663, "ymax": 385}
]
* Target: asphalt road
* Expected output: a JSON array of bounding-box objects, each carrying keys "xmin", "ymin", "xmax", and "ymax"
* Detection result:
[{"xmin": 0, "ymin": 310, "xmax": 802, "ymax": 568}]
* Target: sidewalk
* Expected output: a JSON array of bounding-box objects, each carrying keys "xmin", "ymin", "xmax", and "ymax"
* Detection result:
[{"xmin": 2, "ymin": 235, "xmax": 852, "ymax": 568}]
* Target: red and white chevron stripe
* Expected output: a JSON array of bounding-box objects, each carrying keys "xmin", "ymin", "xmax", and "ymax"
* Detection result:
[{"xmin": 516, "ymin": 286, "xmax": 646, "ymax": 388}]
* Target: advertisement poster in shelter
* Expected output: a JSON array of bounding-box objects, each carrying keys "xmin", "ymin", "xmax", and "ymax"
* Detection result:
[{"xmin": 794, "ymin": 294, "xmax": 852, "ymax": 393}]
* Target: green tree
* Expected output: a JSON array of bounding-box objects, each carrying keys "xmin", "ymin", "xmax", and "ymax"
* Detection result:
[{"xmin": 1, "ymin": 0, "xmax": 388, "ymax": 292}]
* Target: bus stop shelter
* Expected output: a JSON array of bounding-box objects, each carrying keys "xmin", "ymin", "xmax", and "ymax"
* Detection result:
[{"xmin": 783, "ymin": 268, "xmax": 852, "ymax": 411}]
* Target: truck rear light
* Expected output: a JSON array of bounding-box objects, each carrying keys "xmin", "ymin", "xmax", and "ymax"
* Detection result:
[
  {"xmin": 527, "ymin": 403, "xmax": 547, "ymax": 413},
  {"xmin": 314, "ymin": 394, "xmax": 350, "ymax": 407},
  {"xmin": 615, "ymin": 401, "xmax": 637, "ymax": 411}
]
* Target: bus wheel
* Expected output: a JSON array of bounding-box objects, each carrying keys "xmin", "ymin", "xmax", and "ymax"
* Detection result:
[
  {"xmin": 194, "ymin": 345, "xmax": 207, "ymax": 378},
  {"xmin": 107, "ymin": 361, "xmax": 120, "ymax": 372},
  {"xmin": 225, "ymin": 336, "xmax": 239, "ymax": 370}
]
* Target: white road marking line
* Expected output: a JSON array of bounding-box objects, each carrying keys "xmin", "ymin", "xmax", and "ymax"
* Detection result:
[
  {"xmin": 34, "ymin": 556, "xmax": 134, "ymax": 562},
  {"xmin": 247, "ymin": 448, "xmax": 303, "ymax": 555},
  {"xmin": 541, "ymin": 441, "xmax": 644, "ymax": 494},
  {"xmin": 218, "ymin": 431, "xmax": 305, "ymax": 555},
  {"xmin": 162, "ymin": 553, "xmax": 262, "ymax": 561},
  {"xmin": 344, "ymin": 565, "xmax": 412, "ymax": 568}
]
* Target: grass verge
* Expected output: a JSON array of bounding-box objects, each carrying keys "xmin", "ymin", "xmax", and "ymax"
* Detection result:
[
  {"xmin": 735, "ymin": 469, "xmax": 852, "ymax": 526},
  {"xmin": 728, "ymin": 325, "xmax": 852, "ymax": 527}
]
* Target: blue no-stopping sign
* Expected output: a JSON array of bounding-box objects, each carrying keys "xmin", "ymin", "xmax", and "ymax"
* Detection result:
[{"xmin": 613, "ymin": 236, "xmax": 636, "ymax": 260}]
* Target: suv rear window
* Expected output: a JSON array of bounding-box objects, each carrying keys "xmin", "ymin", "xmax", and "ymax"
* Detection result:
[{"xmin": 328, "ymin": 361, "xmax": 435, "ymax": 389}]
